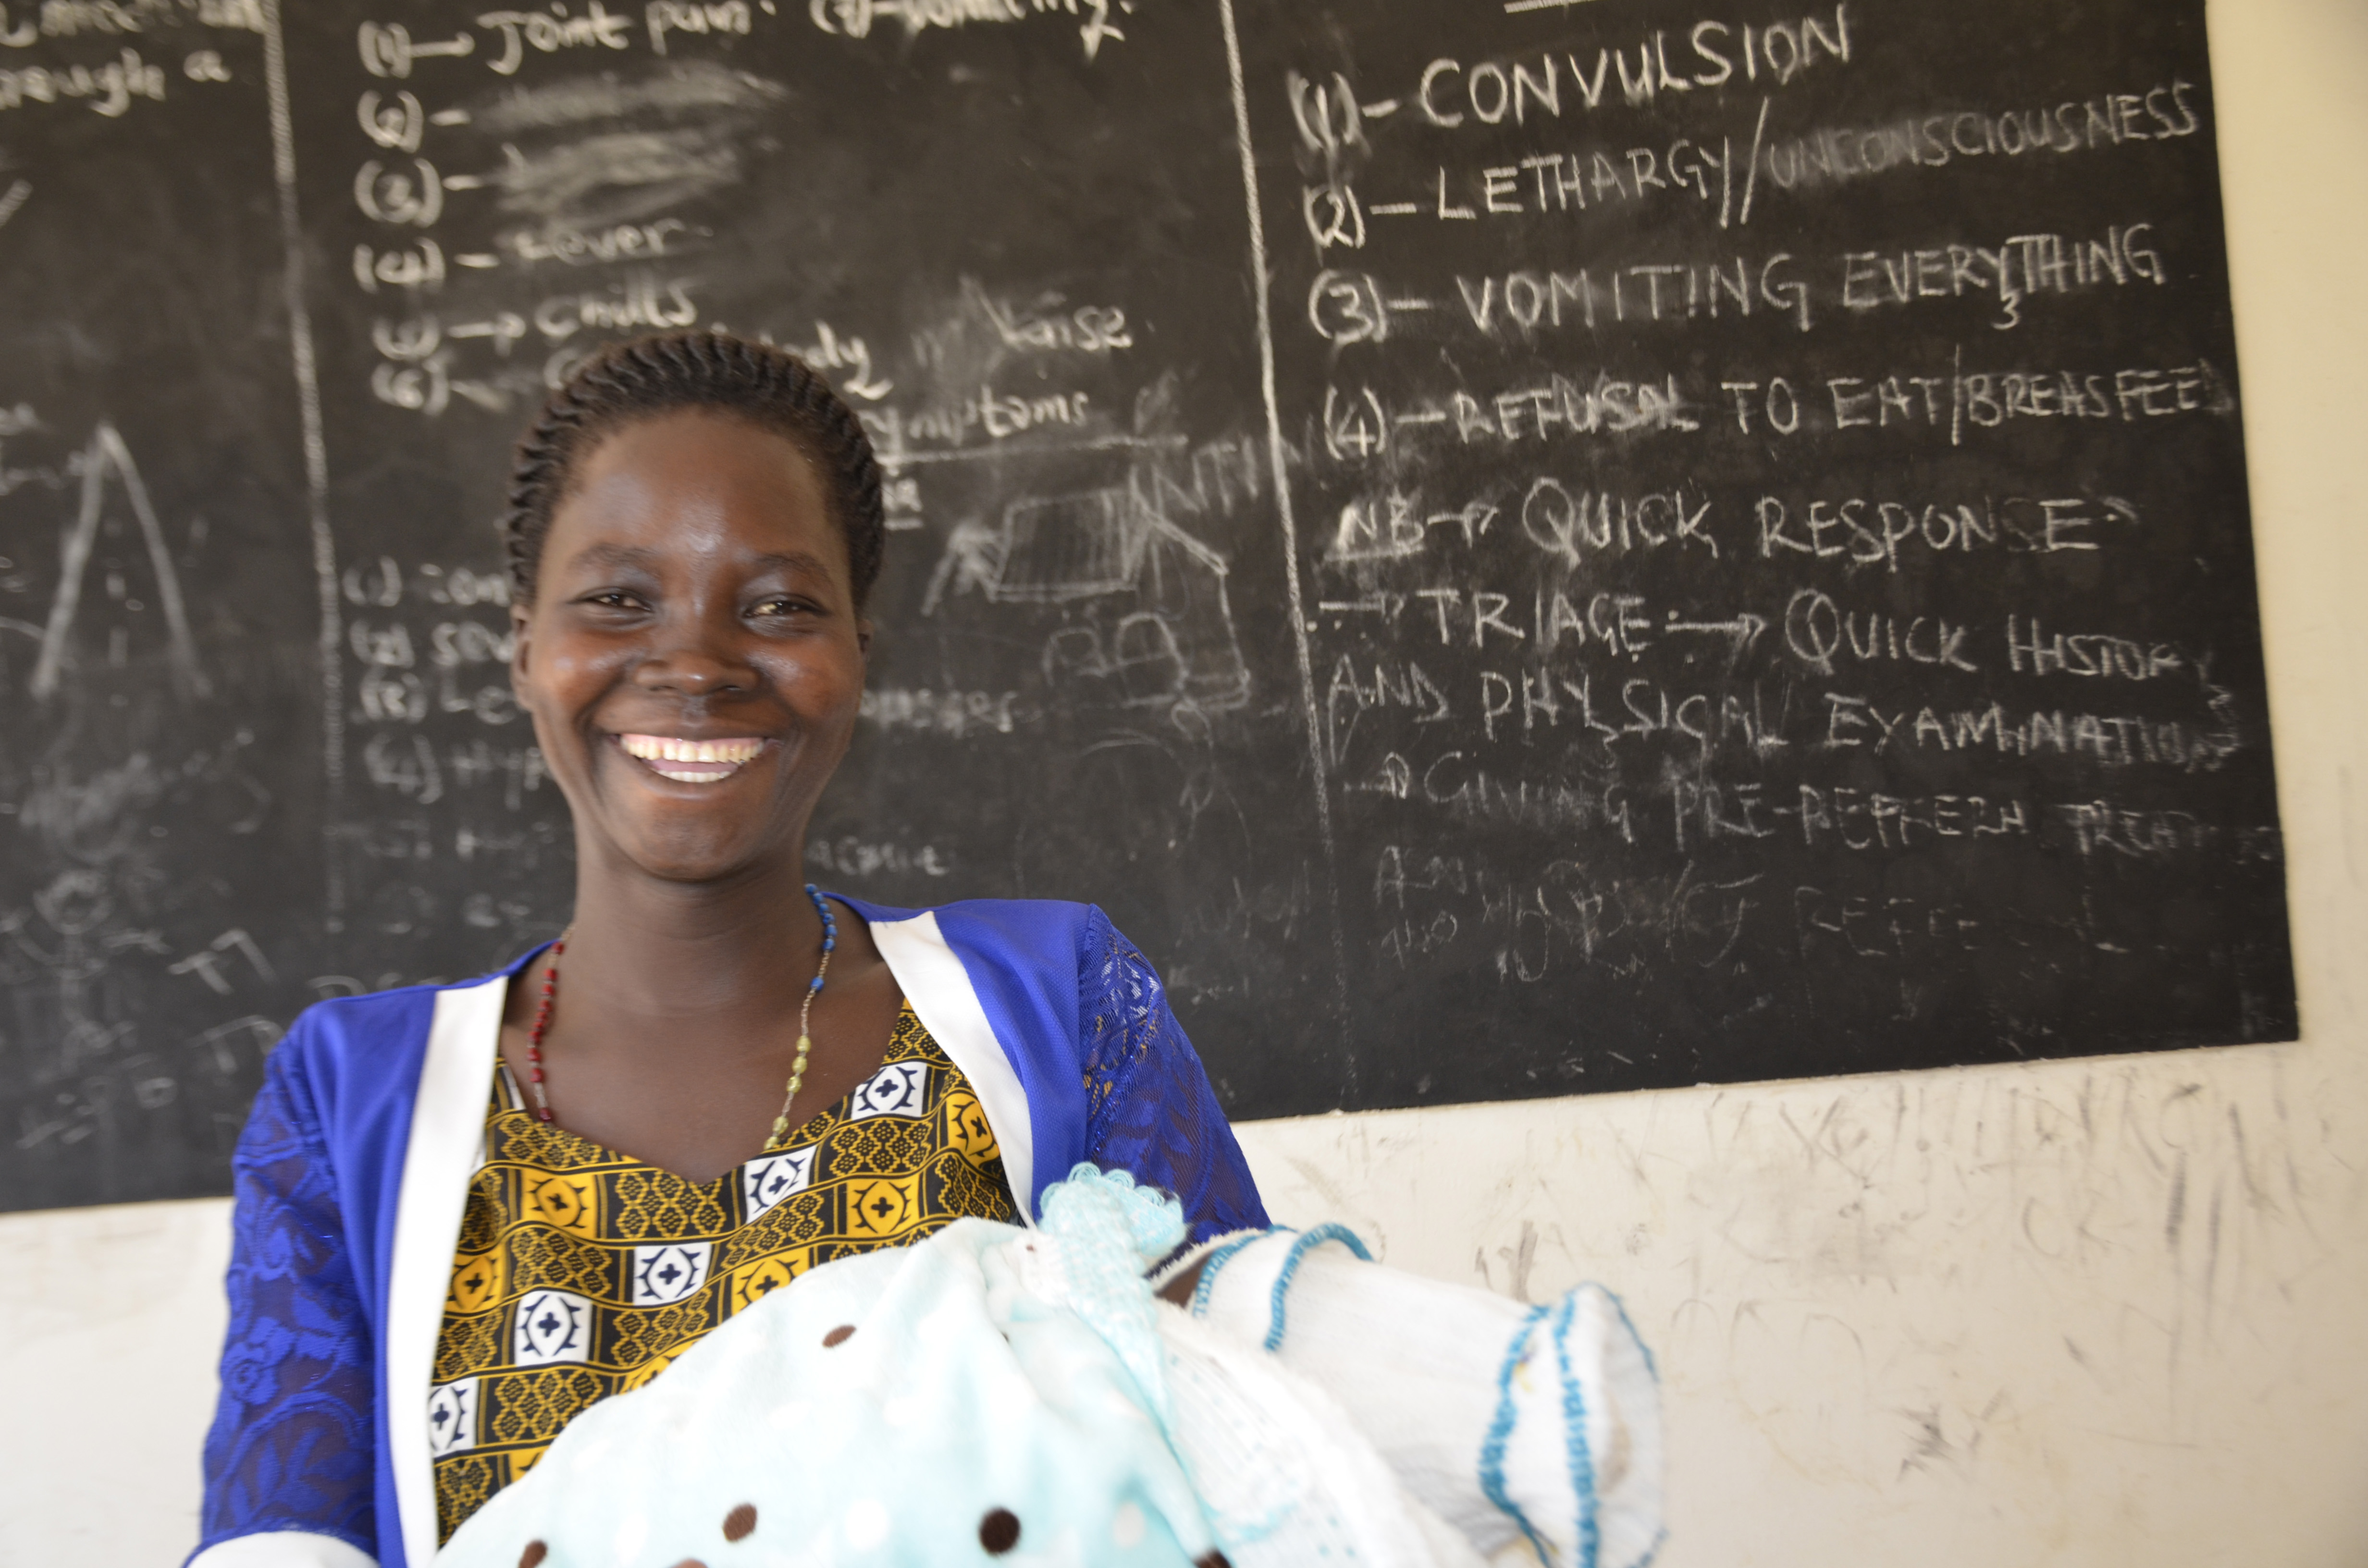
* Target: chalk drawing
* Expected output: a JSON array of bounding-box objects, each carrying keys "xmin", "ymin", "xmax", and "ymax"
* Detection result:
[
  {"xmin": 263, "ymin": 0, "xmax": 345, "ymax": 927},
  {"xmin": 1217, "ymin": 0, "xmax": 1351, "ymax": 1065},
  {"xmin": 27, "ymin": 424, "xmax": 208, "ymax": 702},
  {"xmin": 922, "ymin": 480, "xmax": 1251, "ymax": 717}
]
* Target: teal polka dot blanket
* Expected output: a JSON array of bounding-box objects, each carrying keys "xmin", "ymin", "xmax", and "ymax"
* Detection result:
[{"xmin": 440, "ymin": 1166, "xmax": 1662, "ymax": 1568}]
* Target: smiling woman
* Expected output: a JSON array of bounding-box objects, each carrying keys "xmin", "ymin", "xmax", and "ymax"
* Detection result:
[{"xmin": 188, "ymin": 332, "xmax": 1270, "ymax": 1568}]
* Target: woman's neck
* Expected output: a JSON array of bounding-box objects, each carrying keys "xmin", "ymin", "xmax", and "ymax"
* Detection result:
[
  {"xmin": 503, "ymin": 835, "xmax": 903, "ymax": 1178},
  {"xmin": 556, "ymin": 846, "xmax": 828, "ymax": 1030}
]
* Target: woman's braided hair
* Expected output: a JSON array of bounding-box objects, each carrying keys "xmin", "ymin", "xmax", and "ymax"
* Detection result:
[{"xmin": 502, "ymin": 330, "xmax": 886, "ymax": 607}]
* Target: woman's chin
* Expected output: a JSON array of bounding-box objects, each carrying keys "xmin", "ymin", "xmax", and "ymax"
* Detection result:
[{"xmin": 596, "ymin": 820, "xmax": 793, "ymax": 888}]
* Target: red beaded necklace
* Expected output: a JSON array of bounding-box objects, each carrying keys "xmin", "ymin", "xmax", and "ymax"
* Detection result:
[
  {"xmin": 518, "ymin": 887, "xmax": 837, "ymax": 1147},
  {"xmin": 520, "ymin": 927, "xmax": 569, "ymax": 1121}
]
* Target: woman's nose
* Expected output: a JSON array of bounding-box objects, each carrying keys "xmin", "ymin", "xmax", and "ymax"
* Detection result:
[{"xmin": 631, "ymin": 629, "xmax": 757, "ymax": 697}]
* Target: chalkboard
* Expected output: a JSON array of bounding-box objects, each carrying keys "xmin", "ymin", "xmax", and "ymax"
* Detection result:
[
  {"xmin": 0, "ymin": 0, "xmax": 2295, "ymax": 1212},
  {"xmin": 0, "ymin": 3, "xmax": 324, "ymax": 1210}
]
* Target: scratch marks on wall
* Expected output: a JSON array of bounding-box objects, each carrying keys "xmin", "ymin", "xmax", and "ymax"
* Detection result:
[
  {"xmin": 1730, "ymin": 1063, "xmax": 2345, "ymax": 1479},
  {"xmin": 1238, "ymin": 1051, "xmax": 2356, "ymax": 1501},
  {"xmin": 1478, "ymin": 1216, "xmax": 1542, "ymax": 1302}
]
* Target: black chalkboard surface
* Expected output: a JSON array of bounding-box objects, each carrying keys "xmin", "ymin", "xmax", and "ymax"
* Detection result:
[
  {"xmin": 0, "ymin": 6, "xmax": 323, "ymax": 1210},
  {"xmin": 1233, "ymin": 0, "xmax": 2295, "ymax": 1105},
  {"xmin": 0, "ymin": 0, "xmax": 2295, "ymax": 1211}
]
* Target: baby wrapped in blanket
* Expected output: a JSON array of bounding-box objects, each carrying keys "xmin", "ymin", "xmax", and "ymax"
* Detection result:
[{"xmin": 441, "ymin": 1167, "xmax": 1662, "ymax": 1568}]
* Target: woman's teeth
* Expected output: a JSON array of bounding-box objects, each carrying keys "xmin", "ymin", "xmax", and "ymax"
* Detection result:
[{"xmin": 617, "ymin": 734, "xmax": 765, "ymax": 783}]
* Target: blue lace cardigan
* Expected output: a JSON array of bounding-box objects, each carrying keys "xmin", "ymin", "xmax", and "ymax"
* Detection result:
[{"xmin": 191, "ymin": 898, "xmax": 1269, "ymax": 1568}]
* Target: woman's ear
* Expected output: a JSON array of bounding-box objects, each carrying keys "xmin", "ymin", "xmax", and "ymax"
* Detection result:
[
  {"xmin": 856, "ymin": 616, "xmax": 874, "ymax": 657},
  {"xmin": 510, "ymin": 601, "xmax": 535, "ymax": 690}
]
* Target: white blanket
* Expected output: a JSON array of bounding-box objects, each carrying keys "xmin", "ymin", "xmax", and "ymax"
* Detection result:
[{"xmin": 441, "ymin": 1166, "xmax": 1661, "ymax": 1568}]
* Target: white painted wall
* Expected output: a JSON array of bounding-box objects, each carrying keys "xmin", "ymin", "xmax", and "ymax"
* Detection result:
[
  {"xmin": 0, "ymin": 1197, "xmax": 234, "ymax": 1560},
  {"xmin": 3, "ymin": 0, "xmax": 2363, "ymax": 1560}
]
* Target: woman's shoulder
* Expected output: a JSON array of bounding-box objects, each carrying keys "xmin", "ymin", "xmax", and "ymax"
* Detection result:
[
  {"xmin": 269, "ymin": 966, "xmax": 513, "ymax": 1092},
  {"xmin": 837, "ymin": 894, "xmax": 1111, "ymax": 959},
  {"xmin": 839, "ymin": 892, "xmax": 1094, "ymax": 924},
  {"xmin": 837, "ymin": 894, "xmax": 1160, "ymax": 1006}
]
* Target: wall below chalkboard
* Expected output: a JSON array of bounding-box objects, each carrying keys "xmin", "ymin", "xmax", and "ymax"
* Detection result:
[{"xmin": 0, "ymin": 0, "xmax": 2297, "ymax": 1212}]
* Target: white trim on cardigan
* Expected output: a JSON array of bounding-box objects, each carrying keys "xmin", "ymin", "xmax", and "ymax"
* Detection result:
[
  {"xmin": 387, "ymin": 975, "xmax": 507, "ymax": 1568},
  {"xmin": 188, "ymin": 1531, "xmax": 380, "ymax": 1568},
  {"xmin": 867, "ymin": 909, "xmax": 1038, "ymax": 1225}
]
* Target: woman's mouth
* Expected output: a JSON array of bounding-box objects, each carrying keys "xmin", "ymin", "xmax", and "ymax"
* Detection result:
[{"xmin": 616, "ymin": 733, "xmax": 769, "ymax": 784}]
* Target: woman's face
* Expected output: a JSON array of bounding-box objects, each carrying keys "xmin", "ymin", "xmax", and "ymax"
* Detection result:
[{"xmin": 511, "ymin": 408, "xmax": 870, "ymax": 885}]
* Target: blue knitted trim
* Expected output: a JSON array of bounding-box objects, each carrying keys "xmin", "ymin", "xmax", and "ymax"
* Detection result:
[
  {"xmin": 1604, "ymin": 1285, "xmax": 1660, "ymax": 1384},
  {"xmin": 1552, "ymin": 1291, "xmax": 1600, "ymax": 1568},
  {"xmin": 1187, "ymin": 1231, "xmax": 1269, "ymax": 1318},
  {"xmin": 1480, "ymin": 1303, "xmax": 1553, "ymax": 1567},
  {"xmin": 1263, "ymin": 1223, "xmax": 1372, "ymax": 1352},
  {"xmin": 1595, "ymin": 1286, "xmax": 1663, "ymax": 1568}
]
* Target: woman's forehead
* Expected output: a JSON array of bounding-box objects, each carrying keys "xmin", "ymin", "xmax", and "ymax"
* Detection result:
[
  {"xmin": 574, "ymin": 408, "xmax": 826, "ymax": 501},
  {"xmin": 553, "ymin": 411, "xmax": 840, "ymax": 568}
]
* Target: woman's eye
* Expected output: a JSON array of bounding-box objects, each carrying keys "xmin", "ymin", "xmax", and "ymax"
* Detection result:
[{"xmin": 752, "ymin": 597, "xmax": 810, "ymax": 618}]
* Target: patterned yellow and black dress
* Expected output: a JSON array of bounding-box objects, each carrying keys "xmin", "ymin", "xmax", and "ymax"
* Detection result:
[{"xmin": 428, "ymin": 1001, "xmax": 1017, "ymax": 1543}]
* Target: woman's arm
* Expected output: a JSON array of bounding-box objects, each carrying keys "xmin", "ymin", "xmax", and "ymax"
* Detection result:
[
  {"xmin": 1077, "ymin": 906, "xmax": 1270, "ymax": 1247},
  {"xmin": 189, "ymin": 1040, "xmax": 380, "ymax": 1568}
]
